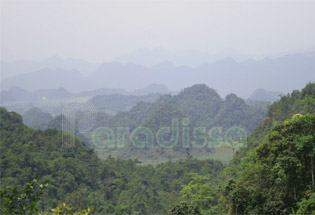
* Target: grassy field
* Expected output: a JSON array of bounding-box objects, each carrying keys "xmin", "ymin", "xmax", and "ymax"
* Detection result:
[
  {"xmin": 192, "ymin": 147, "xmax": 234, "ymax": 162},
  {"xmin": 95, "ymin": 145, "xmax": 236, "ymax": 165}
]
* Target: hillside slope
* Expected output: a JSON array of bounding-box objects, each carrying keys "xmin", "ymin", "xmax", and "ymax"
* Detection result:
[{"xmin": 0, "ymin": 107, "xmax": 225, "ymax": 214}]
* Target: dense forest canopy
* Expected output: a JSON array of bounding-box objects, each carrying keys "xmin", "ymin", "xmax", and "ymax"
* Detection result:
[
  {"xmin": 0, "ymin": 106, "xmax": 225, "ymax": 214},
  {"xmin": 1, "ymin": 82, "xmax": 315, "ymax": 214}
]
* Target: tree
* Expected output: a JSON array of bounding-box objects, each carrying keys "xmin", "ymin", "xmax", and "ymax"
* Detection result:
[
  {"xmin": 169, "ymin": 173, "xmax": 218, "ymax": 215},
  {"xmin": 39, "ymin": 203, "xmax": 93, "ymax": 215},
  {"xmin": 225, "ymin": 113, "xmax": 315, "ymax": 214},
  {"xmin": 169, "ymin": 202, "xmax": 200, "ymax": 215},
  {"xmin": 0, "ymin": 179, "xmax": 47, "ymax": 215}
]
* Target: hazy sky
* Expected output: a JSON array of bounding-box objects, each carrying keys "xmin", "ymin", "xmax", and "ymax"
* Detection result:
[{"xmin": 1, "ymin": 0, "xmax": 315, "ymax": 63}]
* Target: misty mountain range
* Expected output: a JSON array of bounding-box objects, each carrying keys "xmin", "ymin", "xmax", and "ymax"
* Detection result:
[
  {"xmin": 2, "ymin": 46, "xmax": 314, "ymax": 80},
  {"xmin": 115, "ymin": 48, "xmax": 251, "ymax": 67},
  {"xmin": 114, "ymin": 46, "xmax": 315, "ymax": 67},
  {"xmin": 0, "ymin": 84, "xmax": 170, "ymax": 115},
  {"xmin": 0, "ymin": 84, "xmax": 170, "ymax": 103},
  {"xmin": 0, "ymin": 56, "xmax": 98, "ymax": 80},
  {"xmin": 1, "ymin": 50, "xmax": 314, "ymax": 98}
]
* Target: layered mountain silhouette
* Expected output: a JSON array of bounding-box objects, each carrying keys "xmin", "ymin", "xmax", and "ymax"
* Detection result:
[
  {"xmin": 1, "ymin": 51, "xmax": 314, "ymax": 98},
  {"xmin": 0, "ymin": 84, "xmax": 169, "ymax": 103},
  {"xmin": 115, "ymin": 48, "xmax": 250, "ymax": 67},
  {"xmin": 0, "ymin": 56, "xmax": 97, "ymax": 80}
]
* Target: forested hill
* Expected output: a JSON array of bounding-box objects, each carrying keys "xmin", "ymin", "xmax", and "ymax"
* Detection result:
[
  {"xmin": 168, "ymin": 113, "xmax": 315, "ymax": 215},
  {"xmin": 138, "ymin": 84, "xmax": 266, "ymax": 132},
  {"xmin": 92, "ymin": 84, "xmax": 267, "ymax": 133},
  {"xmin": 230, "ymin": 82, "xmax": 315, "ymax": 165},
  {"xmin": 247, "ymin": 82, "xmax": 315, "ymax": 148},
  {"xmin": 85, "ymin": 84, "xmax": 267, "ymax": 162},
  {"xmin": 0, "ymin": 107, "xmax": 102, "ymax": 208},
  {"xmin": 1, "ymin": 83, "xmax": 315, "ymax": 215},
  {"xmin": 1, "ymin": 83, "xmax": 314, "ymax": 214},
  {"xmin": 168, "ymin": 83, "xmax": 315, "ymax": 215},
  {"xmin": 215, "ymin": 82, "xmax": 315, "ymax": 214},
  {"xmin": 0, "ymin": 107, "xmax": 225, "ymax": 214}
]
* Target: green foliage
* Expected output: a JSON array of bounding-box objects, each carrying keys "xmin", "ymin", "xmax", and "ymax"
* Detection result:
[
  {"xmin": 224, "ymin": 113, "xmax": 315, "ymax": 214},
  {"xmin": 169, "ymin": 201, "xmax": 200, "ymax": 215},
  {"xmin": 296, "ymin": 191, "xmax": 315, "ymax": 215},
  {"xmin": 39, "ymin": 203, "xmax": 93, "ymax": 215},
  {"xmin": 179, "ymin": 173, "xmax": 218, "ymax": 214},
  {"xmin": 173, "ymin": 83, "xmax": 315, "ymax": 215},
  {"xmin": 0, "ymin": 107, "xmax": 225, "ymax": 214},
  {"xmin": 247, "ymin": 82, "xmax": 315, "ymax": 149},
  {"xmin": 0, "ymin": 179, "xmax": 47, "ymax": 215}
]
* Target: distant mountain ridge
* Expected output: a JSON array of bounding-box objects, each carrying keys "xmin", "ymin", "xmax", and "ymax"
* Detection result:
[
  {"xmin": 115, "ymin": 47, "xmax": 315, "ymax": 67},
  {"xmin": 1, "ymin": 51, "xmax": 314, "ymax": 98},
  {"xmin": 0, "ymin": 84, "xmax": 169, "ymax": 103},
  {"xmin": 0, "ymin": 56, "xmax": 97, "ymax": 80},
  {"xmin": 0, "ymin": 85, "xmax": 170, "ymax": 115},
  {"xmin": 247, "ymin": 88, "xmax": 282, "ymax": 103},
  {"xmin": 132, "ymin": 84, "xmax": 170, "ymax": 96},
  {"xmin": 115, "ymin": 48, "xmax": 250, "ymax": 67}
]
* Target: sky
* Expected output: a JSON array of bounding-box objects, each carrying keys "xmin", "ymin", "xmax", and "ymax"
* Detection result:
[{"xmin": 1, "ymin": 0, "xmax": 315, "ymax": 63}]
